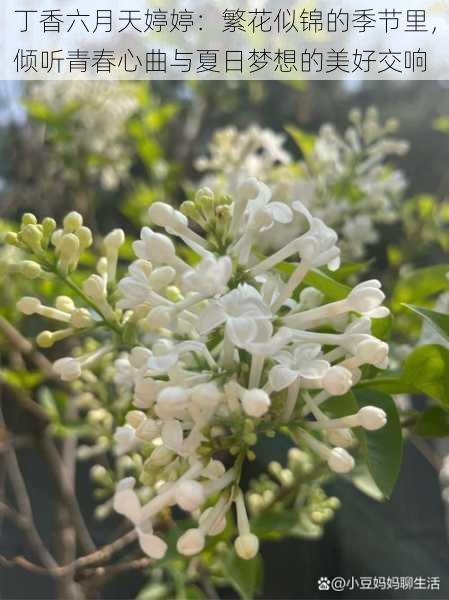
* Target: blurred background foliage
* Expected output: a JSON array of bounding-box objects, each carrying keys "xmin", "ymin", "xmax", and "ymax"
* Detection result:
[{"xmin": 2, "ymin": 80, "xmax": 449, "ymax": 598}]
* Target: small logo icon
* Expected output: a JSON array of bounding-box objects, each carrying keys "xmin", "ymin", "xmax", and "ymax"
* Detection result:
[{"xmin": 318, "ymin": 577, "xmax": 331, "ymax": 591}]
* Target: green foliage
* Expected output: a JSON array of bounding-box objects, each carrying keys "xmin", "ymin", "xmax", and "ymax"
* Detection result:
[
  {"xmin": 413, "ymin": 406, "xmax": 449, "ymax": 438},
  {"xmin": 354, "ymin": 390, "xmax": 403, "ymax": 499}
]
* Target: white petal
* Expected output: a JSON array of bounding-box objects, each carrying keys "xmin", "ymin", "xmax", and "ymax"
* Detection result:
[
  {"xmin": 226, "ymin": 317, "xmax": 257, "ymax": 347},
  {"xmin": 269, "ymin": 365, "xmax": 298, "ymax": 391},
  {"xmin": 196, "ymin": 302, "xmax": 226, "ymax": 334},
  {"xmin": 161, "ymin": 420, "xmax": 184, "ymax": 452},
  {"xmin": 270, "ymin": 202, "xmax": 293, "ymax": 224}
]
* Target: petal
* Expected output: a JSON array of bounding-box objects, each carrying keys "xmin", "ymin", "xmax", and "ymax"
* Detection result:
[
  {"xmin": 226, "ymin": 317, "xmax": 257, "ymax": 347},
  {"xmin": 298, "ymin": 359, "xmax": 330, "ymax": 380},
  {"xmin": 270, "ymin": 202, "xmax": 293, "ymax": 224},
  {"xmin": 269, "ymin": 365, "xmax": 298, "ymax": 391},
  {"xmin": 161, "ymin": 420, "xmax": 183, "ymax": 452},
  {"xmin": 113, "ymin": 488, "xmax": 141, "ymax": 524},
  {"xmin": 196, "ymin": 302, "xmax": 226, "ymax": 334}
]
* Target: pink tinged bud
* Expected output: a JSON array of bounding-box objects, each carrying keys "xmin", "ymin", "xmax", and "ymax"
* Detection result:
[
  {"xmin": 138, "ymin": 530, "xmax": 167, "ymax": 560},
  {"xmin": 241, "ymin": 389, "xmax": 271, "ymax": 418},
  {"xmin": 176, "ymin": 528, "xmax": 205, "ymax": 556},
  {"xmin": 175, "ymin": 480, "xmax": 205, "ymax": 512},
  {"xmin": 357, "ymin": 406, "xmax": 387, "ymax": 431},
  {"xmin": 234, "ymin": 533, "xmax": 259, "ymax": 560},
  {"xmin": 327, "ymin": 447, "xmax": 355, "ymax": 474}
]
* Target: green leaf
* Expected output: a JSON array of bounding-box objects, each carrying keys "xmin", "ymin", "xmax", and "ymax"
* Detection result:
[
  {"xmin": 251, "ymin": 511, "xmax": 298, "ymax": 540},
  {"xmin": 184, "ymin": 586, "xmax": 206, "ymax": 600},
  {"xmin": 285, "ymin": 125, "xmax": 316, "ymax": 158},
  {"xmin": 303, "ymin": 269, "xmax": 350, "ymax": 301},
  {"xmin": 276, "ymin": 263, "xmax": 350, "ymax": 301},
  {"xmin": 403, "ymin": 344, "xmax": 449, "ymax": 406},
  {"xmin": 413, "ymin": 406, "xmax": 449, "ymax": 438},
  {"xmin": 222, "ymin": 551, "xmax": 263, "ymax": 600},
  {"xmin": 392, "ymin": 264, "xmax": 449, "ymax": 310},
  {"xmin": 404, "ymin": 304, "xmax": 449, "ymax": 344},
  {"xmin": 354, "ymin": 389, "xmax": 403, "ymax": 499},
  {"xmin": 356, "ymin": 373, "xmax": 418, "ymax": 395},
  {"xmin": 350, "ymin": 465, "xmax": 385, "ymax": 502}
]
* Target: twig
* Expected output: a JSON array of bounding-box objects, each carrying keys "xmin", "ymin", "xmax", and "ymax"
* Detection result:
[
  {"xmin": 3, "ymin": 430, "xmax": 58, "ymax": 569},
  {"xmin": 0, "ymin": 529, "xmax": 137, "ymax": 578},
  {"xmin": 0, "ymin": 316, "xmax": 56, "ymax": 379},
  {"xmin": 37, "ymin": 436, "xmax": 96, "ymax": 554}
]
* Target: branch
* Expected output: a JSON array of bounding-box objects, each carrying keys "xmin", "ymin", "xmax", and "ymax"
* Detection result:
[
  {"xmin": 0, "ymin": 530, "xmax": 137, "ymax": 579},
  {"xmin": 37, "ymin": 436, "xmax": 96, "ymax": 554},
  {"xmin": 0, "ymin": 316, "xmax": 56, "ymax": 379},
  {"xmin": 3, "ymin": 437, "xmax": 58, "ymax": 569}
]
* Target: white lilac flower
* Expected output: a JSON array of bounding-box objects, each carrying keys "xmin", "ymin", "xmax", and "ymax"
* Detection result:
[
  {"xmin": 196, "ymin": 110, "xmax": 408, "ymax": 260},
  {"xmin": 14, "ymin": 179, "xmax": 390, "ymax": 563}
]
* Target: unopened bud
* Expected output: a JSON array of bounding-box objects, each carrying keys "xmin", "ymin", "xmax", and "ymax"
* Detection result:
[
  {"xmin": 241, "ymin": 389, "xmax": 271, "ymax": 418},
  {"xmin": 234, "ymin": 533, "xmax": 259, "ymax": 560},
  {"xmin": 63, "ymin": 211, "xmax": 83, "ymax": 232}
]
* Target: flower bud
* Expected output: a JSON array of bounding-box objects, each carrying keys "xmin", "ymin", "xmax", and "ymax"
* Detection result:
[
  {"xmin": 42, "ymin": 217, "xmax": 57, "ymax": 239},
  {"xmin": 148, "ymin": 233, "xmax": 176, "ymax": 263},
  {"xmin": 58, "ymin": 234, "xmax": 80, "ymax": 270},
  {"xmin": 19, "ymin": 260, "xmax": 42, "ymax": 279},
  {"xmin": 199, "ymin": 507, "xmax": 226, "ymax": 536},
  {"xmin": 19, "ymin": 224, "xmax": 43, "ymax": 252},
  {"xmin": 327, "ymin": 447, "xmax": 355, "ymax": 474},
  {"xmin": 17, "ymin": 296, "xmax": 42, "ymax": 315},
  {"xmin": 149, "ymin": 266, "xmax": 176, "ymax": 289},
  {"xmin": 241, "ymin": 389, "xmax": 271, "ymax": 418},
  {"xmin": 356, "ymin": 338, "xmax": 389, "ymax": 368},
  {"xmin": 36, "ymin": 331, "xmax": 54, "ymax": 348},
  {"xmin": 148, "ymin": 202, "xmax": 178, "ymax": 228},
  {"xmin": 175, "ymin": 480, "xmax": 205, "ymax": 512},
  {"xmin": 83, "ymin": 274, "xmax": 106, "ymax": 301},
  {"xmin": 63, "ymin": 211, "xmax": 83, "ymax": 232},
  {"xmin": 129, "ymin": 347, "xmax": 152, "ymax": 369},
  {"xmin": 71, "ymin": 309, "xmax": 95, "ymax": 329},
  {"xmin": 234, "ymin": 533, "xmax": 259, "ymax": 560},
  {"xmin": 145, "ymin": 446, "xmax": 174, "ymax": 469},
  {"xmin": 191, "ymin": 382, "xmax": 223, "ymax": 410},
  {"xmin": 176, "ymin": 528, "xmax": 205, "ymax": 556},
  {"xmin": 22, "ymin": 213, "xmax": 37, "ymax": 225},
  {"xmin": 5, "ymin": 232, "xmax": 19, "ymax": 246},
  {"xmin": 134, "ymin": 378, "xmax": 160, "ymax": 408},
  {"xmin": 326, "ymin": 428, "xmax": 354, "ymax": 448},
  {"xmin": 322, "ymin": 366, "xmax": 353, "ymax": 396},
  {"xmin": 136, "ymin": 418, "xmax": 160, "ymax": 442},
  {"xmin": 53, "ymin": 357, "xmax": 82, "ymax": 382},
  {"xmin": 138, "ymin": 531, "xmax": 167, "ymax": 560},
  {"xmin": 77, "ymin": 226, "xmax": 93, "ymax": 249},
  {"xmin": 104, "ymin": 228, "xmax": 125, "ymax": 250},
  {"xmin": 126, "ymin": 410, "xmax": 147, "ymax": 428},
  {"xmin": 55, "ymin": 296, "xmax": 75, "ymax": 312},
  {"xmin": 347, "ymin": 282, "xmax": 385, "ymax": 313},
  {"xmin": 357, "ymin": 406, "xmax": 387, "ymax": 431},
  {"xmin": 155, "ymin": 387, "xmax": 190, "ymax": 420}
]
